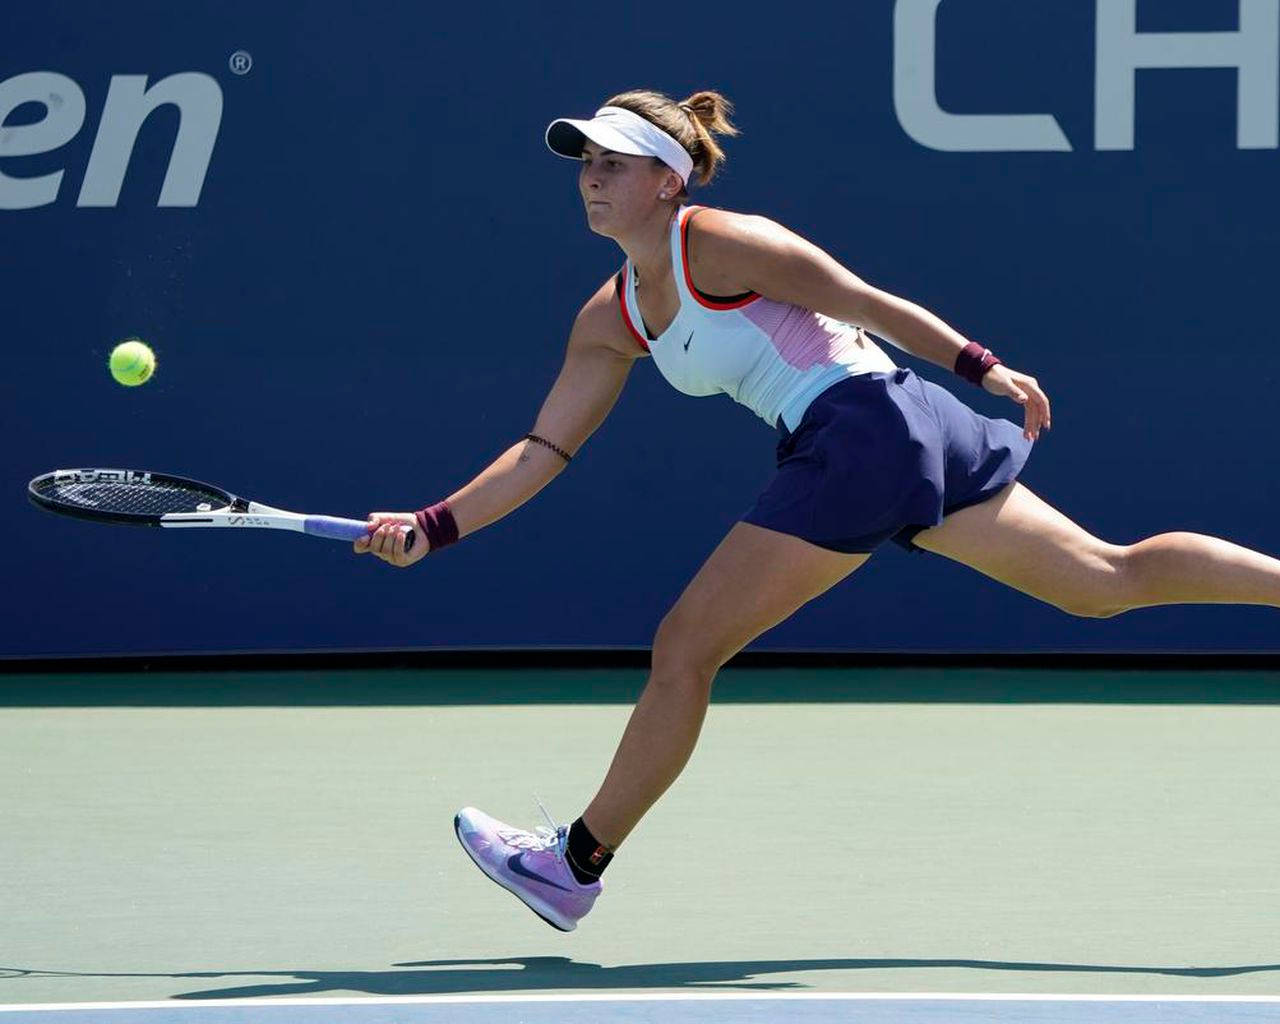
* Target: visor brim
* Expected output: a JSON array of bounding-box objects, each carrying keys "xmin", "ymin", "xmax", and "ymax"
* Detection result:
[{"xmin": 545, "ymin": 117, "xmax": 655, "ymax": 160}]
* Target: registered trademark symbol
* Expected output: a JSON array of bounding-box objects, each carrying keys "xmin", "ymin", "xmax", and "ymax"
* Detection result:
[{"xmin": 229, "ymin": 50, "xmax": 253, "ymax": 75}]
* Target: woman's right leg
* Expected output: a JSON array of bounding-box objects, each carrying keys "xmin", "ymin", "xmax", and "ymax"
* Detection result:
[{"xmin": 582, "ymin": 522, "xmax": 869, "ymax": 849}]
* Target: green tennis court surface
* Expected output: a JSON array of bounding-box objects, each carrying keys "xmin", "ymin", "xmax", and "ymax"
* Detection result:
[{"xmin": 2, "ymin": 666, "xmax": 1278, "ymax": 1017}]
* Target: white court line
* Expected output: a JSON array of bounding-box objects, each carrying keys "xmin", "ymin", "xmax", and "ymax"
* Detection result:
[{"xmin": 3, "ymin": 992, "xmax": 1280, "ymax": 1012}]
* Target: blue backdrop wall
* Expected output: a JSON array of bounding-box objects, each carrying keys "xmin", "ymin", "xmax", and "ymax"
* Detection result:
[{"xmin": 5, "ymin": 0, "xmax": 1278, "ymax": 656}]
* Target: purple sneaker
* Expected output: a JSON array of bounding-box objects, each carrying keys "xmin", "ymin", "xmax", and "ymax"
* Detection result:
[{"xmin": 453, "ymin": 806, "xmax": 602, "ymax": 932}]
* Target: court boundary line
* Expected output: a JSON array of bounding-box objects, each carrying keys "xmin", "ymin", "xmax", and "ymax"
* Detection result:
[{"xmin": 4, "ymin": 992, "xmax": 1280, "ymax": 1012}]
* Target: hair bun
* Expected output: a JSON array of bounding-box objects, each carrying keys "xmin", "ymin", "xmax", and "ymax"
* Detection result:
[{"xmin": 601, "ymin": 89, "xmax": 738, "ymax": 190}]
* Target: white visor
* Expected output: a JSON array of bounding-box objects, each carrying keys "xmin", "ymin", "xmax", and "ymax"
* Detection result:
[{"xmin": 545, "ymin": 105, "xmax": 694, "ymax": 187}]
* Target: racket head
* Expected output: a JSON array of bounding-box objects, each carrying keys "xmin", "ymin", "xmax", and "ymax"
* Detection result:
[{"xmin": 28, "ymin": 469, "xmax": 240, "ymax": 526}]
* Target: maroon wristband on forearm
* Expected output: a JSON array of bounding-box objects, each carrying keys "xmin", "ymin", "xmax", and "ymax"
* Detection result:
[
  {"xmin": 955, "ymin": 341, "xmax": 1002, "ymax": 384},
  {"xmin": 414, "ymin": 501, "xmax": 459, "ymax": 552}
]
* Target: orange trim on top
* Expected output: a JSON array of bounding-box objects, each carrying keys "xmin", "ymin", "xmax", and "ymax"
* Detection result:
[
  {"xmin": 680, "ymin": 206, "xmax": 761, "ymax": 310},
  {"xmin": 616, "ymin": 265, "xmax": 650, "ymax": 353}
]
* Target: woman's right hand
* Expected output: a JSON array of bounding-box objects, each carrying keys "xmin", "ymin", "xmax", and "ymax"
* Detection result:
[
  {"xmin": 353, "ymin": 511, "xmax": 429, "ymax": 568},
  {"xmin": 982, "ymin": 364, "xmax": 1051, "ymax": 442}
]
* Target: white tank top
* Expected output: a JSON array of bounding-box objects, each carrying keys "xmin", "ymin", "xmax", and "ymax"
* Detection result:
[{"xmin": 617, "ymin": 204, "xmax": 897, "ymax": 431}]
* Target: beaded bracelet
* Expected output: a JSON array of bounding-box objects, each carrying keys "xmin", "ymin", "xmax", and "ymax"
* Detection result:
[{"xmin": 525, "ymin": 433, "xmax": 573, "ymax": 462}]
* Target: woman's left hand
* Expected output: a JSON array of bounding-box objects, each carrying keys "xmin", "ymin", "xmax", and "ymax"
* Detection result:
[{"xmin": 982, "ymin": 365, "xmax": 1051, "ymax": 441}]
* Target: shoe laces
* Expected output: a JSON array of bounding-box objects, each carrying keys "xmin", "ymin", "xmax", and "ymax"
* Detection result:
[
  {"xmin": 535, "ymin": 794, "xmax": 566, "ymax": 864},
  {"xmin": 494, "ymin": 796, "xmax": 566, "ymax": 863}
]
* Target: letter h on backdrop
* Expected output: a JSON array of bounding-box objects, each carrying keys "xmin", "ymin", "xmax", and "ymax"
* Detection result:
[{"xmin": 894, "ymin": 0, "xmax": 1280, "ymax": 151}]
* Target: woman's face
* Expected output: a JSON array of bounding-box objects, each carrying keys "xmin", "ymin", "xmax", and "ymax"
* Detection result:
[{"xmin": 578, "ymin": 141, "xmax": 676, "ymax": 236}]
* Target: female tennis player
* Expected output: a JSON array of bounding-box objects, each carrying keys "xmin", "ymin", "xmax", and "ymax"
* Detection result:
[{"xmin": 355, "ymin": 90, "xmax": 1280, "ymax": 932}]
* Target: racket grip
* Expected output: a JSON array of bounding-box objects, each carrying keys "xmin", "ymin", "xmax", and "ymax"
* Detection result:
[{"xmin": 305, "ymin": 516, "xmax": 417, "ymax": 551}]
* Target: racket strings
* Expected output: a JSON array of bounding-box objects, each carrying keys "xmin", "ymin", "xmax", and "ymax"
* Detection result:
[{"xmin": 38, "ymin": 480, "xmax": 227, "ymax": 516}]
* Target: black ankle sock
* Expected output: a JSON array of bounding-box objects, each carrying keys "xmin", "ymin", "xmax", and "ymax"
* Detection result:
[{"xmin": 565, "ymin": 817, "xmax": 613, "ymax": 884}]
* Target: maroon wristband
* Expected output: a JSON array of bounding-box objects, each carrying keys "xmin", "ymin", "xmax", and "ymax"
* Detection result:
[
  {"xmin": 414, "ymin": 501, "xmax": 459, "ymax": 552},
  {"xmin": 955, "ymin": 341, "xmax": 1002, "ymax": 385}
]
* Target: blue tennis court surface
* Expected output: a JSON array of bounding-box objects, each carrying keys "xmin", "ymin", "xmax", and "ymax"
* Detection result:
[{"xmin": 3, "ymin": 994, "xmax": 1280, "ymax": 1023}]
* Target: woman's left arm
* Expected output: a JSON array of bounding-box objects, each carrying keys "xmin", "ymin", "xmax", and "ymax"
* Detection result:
[{"xmin": 692, "ymin": 211, "xmax": 1051, "ymax": 440}]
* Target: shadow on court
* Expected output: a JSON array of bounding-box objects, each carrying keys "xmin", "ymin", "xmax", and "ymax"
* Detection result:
[{"xmin": 4, "ymin": 957, "xmax": 1280, "ymax": 1000}]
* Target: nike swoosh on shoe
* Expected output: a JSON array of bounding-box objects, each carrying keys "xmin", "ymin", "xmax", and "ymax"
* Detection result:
[{"xmin": 506, "ymin": 852, "xmax": 573, "ymax": 893}]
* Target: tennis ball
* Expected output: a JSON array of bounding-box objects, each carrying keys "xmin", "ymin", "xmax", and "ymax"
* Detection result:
[{"xmin": 109, "ymin": 339, "xmax": 156, "ymax": 386}]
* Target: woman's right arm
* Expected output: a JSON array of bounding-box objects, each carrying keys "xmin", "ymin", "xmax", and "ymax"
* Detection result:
[{"xmin": 357, "ymin": 275, "xmax": 644, "ymax": 565}]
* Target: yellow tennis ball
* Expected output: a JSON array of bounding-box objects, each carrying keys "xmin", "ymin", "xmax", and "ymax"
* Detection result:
[{"xmin": 109, "ymin": 339, "xmax": 156, "ymax": 386}]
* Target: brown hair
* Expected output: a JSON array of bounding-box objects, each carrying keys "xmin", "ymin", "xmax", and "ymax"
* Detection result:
[{"xmin": 602, "ymin": 89, "xmax": 739, "ymax": 194}]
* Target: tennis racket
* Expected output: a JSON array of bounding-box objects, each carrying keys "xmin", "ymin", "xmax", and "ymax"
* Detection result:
[{"xmin": 28, "ymin": 468, "xmax": 414, "ymax": 550}]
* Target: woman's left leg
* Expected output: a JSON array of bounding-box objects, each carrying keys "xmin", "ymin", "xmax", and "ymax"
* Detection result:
[
  {"xmin": 911, "ymin": 482, "xmax": 1280, "ymax": 616},
  {"xmin": 583, "ymin": 522, "xmax": 870, "ymax": 848}
]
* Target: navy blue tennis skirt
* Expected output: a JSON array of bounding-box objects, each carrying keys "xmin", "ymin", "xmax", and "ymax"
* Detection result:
[{"xmin": 742, "ymin": 368, "xmax": 1033, "ymax": 554}]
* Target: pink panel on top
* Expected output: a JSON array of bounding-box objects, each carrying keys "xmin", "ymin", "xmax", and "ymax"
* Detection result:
[{"xmin": 743, "ymin": 299, "xmax": 861, "ymax": 371}]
